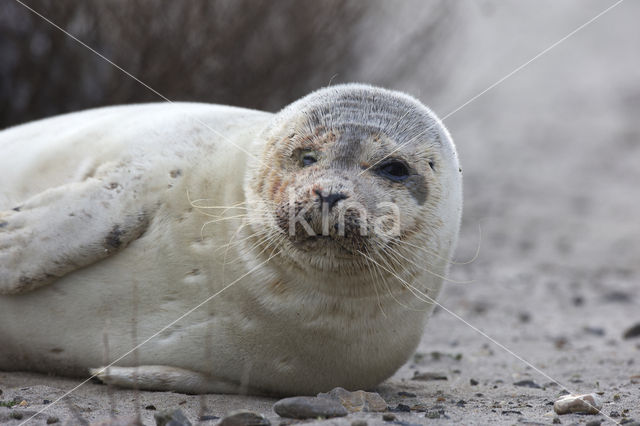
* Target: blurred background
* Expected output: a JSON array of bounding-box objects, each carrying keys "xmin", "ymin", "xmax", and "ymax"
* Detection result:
[{"xmin": 1, "ymin": 0, "xmax": 639, "ymax": 421}]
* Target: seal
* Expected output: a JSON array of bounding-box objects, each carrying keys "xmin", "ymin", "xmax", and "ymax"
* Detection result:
[{"xmin": 0, "ymin": 84, "xmax": 462, "ymax": 396}]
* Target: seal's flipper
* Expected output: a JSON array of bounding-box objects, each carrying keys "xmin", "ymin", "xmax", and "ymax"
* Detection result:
[
  {"xmin": 90, "ymin": 366, "xmax": 251, "ymax": 394},
  {"xmin": 0, "ymin": 178, "xmax": 150, "ymax": 295}
]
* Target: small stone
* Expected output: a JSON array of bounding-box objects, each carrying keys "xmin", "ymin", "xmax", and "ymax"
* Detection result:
[
  {"xmin": 218, "ymin": 410, "xmax": 269, "ymax": 426},
  {"xmin": 43, "ymin": 399, "xmax": 51, "ymax": 404},
  {"xmin": 154, "ymin": 408, "xmax": 192, "ymax": 426},
  {"xmin": 518, "ymin": 312, "xmax": 531, "ymax": 323},
  {"xmin": 317, "ymin": 387, "xmax": 387, "ymax": 412},
  {"xmin": 470, "ymin": 378, "xmax": 479, "ymax": 386},
  {"xmin": 553, "ymin": 393, "xmax": 602, "ymax": 415},
  {"xmin": 146, "ymin": 405, "xmax": 157, "ymax": 410},
  {"xmin": 18, "ymin": 400, "xmax": 28, "ymax": 406},
  {"xmin": 10, "ymin": 412, "xmax": 23, "ymax": 420},
  {"xmin": 382, "ymin": 413, "xmax": 396, "ymax": 421},
  {"xmin": 501, "ymin": 410, "xmax": 522, "ymax": 415},
  {"xmin": 610, "ymin": 411, "xmax": 621, "ymax": 417},
  {"xmin": 394, "ymin": 403, "xmax": 411, "ymax": 412},
  {"xmin": 513, "ymin": 380, "xmax": 541, "ymax": 389},
  {"xmin": 623, "ymin": 323, "xmax": 640, "ymax": 339},
  {"xmin": 274, "ymin": 396, "xmax": 347, "ymax": 419},
  {"xmin": 552, "ymin": 418, "xmax": 561, "ymax": 424},
  {"xmin": 583, "ymin": 326, "xmax": 605, "ymax": 336},
  {"xmin": 47, "ymin": 417, "xmax": 60, "ymax": 424},
  {"xmin": 409, "ymin": 402, "xmax": 428, "ymax": 412},
  {"xmin": 397, "ymin": 391, "xmax": 416, "ymax": 397},
  {"xmin": 199, "ymin": 415, "xmax": 220, "ymax": 421},
  {"xmin": 585, "ymin": 420, "xmax": 602, "ymax": 426},
  {"xmin": 412, "ymin": 371, "xmax": 447, "ymax": 381},
  {"xmin": 425, "ymin": 410, "xmax": 440, "ymax": 419},
  {"xmin": 351, "ymin": 420, "xmax": 367, "ymax": 426},
  {"xmin": 456, "ymin": 400, "xmax": 466, "ymax": 407},
  {"xmin": 604, "ymin": 291, "xmax": 632, "ymax": 303}
]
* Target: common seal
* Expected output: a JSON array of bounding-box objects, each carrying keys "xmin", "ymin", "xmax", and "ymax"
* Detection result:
[{"xmin": 0, "ymin": 84, "xmax": 462, "ymax": 396}]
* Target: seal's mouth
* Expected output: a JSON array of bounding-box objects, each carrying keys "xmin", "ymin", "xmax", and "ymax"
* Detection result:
[{"xmin": 290, "ymin": 233, "xmax": 363, "ymax": 256}]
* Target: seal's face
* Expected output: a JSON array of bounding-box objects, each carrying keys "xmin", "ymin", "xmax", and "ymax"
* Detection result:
[{"xmin": 246, "ymin": 85, "xmax": 456, "ymax": 274}]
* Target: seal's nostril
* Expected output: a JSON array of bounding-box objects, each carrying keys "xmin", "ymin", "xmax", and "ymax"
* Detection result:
[{"xmin": 315, "ymin": 189, "xmax": 349, "ymax": 211}]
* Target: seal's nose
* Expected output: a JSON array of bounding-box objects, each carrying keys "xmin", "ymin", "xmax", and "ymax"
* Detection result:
[{"xmin": 314, "ymin": 189, "xmax": 349, "ymax": 211}]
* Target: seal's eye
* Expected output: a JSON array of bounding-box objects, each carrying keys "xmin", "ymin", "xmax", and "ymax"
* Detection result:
[
  {"xmin": 300, "ymin": 150, "xmax": 318, "ymax": 167},
  {"xmin": 377, "ymin": 159, "xmax": 410, "ymax": 182}
]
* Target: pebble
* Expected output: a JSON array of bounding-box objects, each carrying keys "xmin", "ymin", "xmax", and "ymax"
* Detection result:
[
  {"xmin": 513, "ymin": 380, "xmax": 541, "ymax": 389},
  {"xmin": 411, "ymin": 372, "xmax": 447, "ymax": 381},
  {"xmin": 317, "ymin": 387, "xmax": 388, "ymax": 412},
  {"xmin": 351, "ymin": 420, "xmax": 367, "ymax": 426},
  {"xmin": 603, "ymin": 291, "xmax": 632, "ymax": 303},
  {"xmin": 553, "ymin": 393, "xmax": 602, "ymax": 415},
  {"xmin": 397, "ymin": 391, "xmax": 416, "ymax": 398},
  {"xmin": 218, "ymin": 410, "xmax": 269, "ymax": 426},
  {"xmin": 583, "ymin": 326, "xmax": 606, "ymax": 336},
  {"xmin": 154, "ymin": 408, "xmax": 192, "ymax": 426},
  {"xmin": 585, "ymin": 420, "xmax": 602, "ymax": 426},
  {"xmin": 623, "ymin": 323, "xmax": 640, "ymax": 339},
  {"xmin": 470, "ymin": 378, "xmax": 479, "ymax": 386},
  {"xmin": 425, "ymin": 410, "xmax": 440, "ymax": 419},
  {"xmin": 394, "ymin": 403, "xmax": 411, "ymax": 412},
  {"xmin": 46, "ymin": 417, "xmax": 59, "ymax": 424},
  {"xmin": 273, "ymin": 396, "xmax": 348, "ymax": 419},
  {"xmin": 382, "ymin": 413, "xmax": 396, "ymax": 421}
]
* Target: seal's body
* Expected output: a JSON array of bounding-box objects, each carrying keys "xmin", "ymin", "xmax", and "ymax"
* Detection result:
[{"xmin": 0, "ymin": 85, "xmax": 462, "ymax": 396}]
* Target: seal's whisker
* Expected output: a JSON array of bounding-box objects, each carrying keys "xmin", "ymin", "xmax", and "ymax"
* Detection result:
[
  {"xmin": 221, "ymin": 221, "xmax": 252, "ymax": 277},
  {"xmin": 200, "ymin": 214, "xmax": 251, "ymax": 229},
  {"xmin": 214, "ymin": 228, "xmax": 261, "ymax": 253},
  {"xmin": 370, "ymin": 244, "xmax": 431, "ymax": 311},
  {"xmin": 186, "ymin": 190, "xmax": 246, "ymax": 208},
  {"xmin": 192, "ymin": 204, "xmax": 250, "ymax": 210},
  {"xmin": 193, "ymin": 207, "xmax": 271, "ymax": 219},
  {"xmin": 200, "ymin": 216, "xmax": 251, "ymax": 240},
  {"xmin": 361, "ymin": 248, "xmax": 433, "ymax": 307},
  {"xmin": 367, "ymin": 246, "xmax": 422, "ymax": 312},
  {"xmin": 387, "ymin": 240, "xmax": 474, "ymax": 285},
  {"xmin": 380, "ymin": 247, "xmax": 438, "ymax": 310},
  {"xmin": 389, "ymin": 222, "xmax": 482, "ymax": 266},
  {"xmin": 362, "ymin": 246, "xmax": 387, "ymax": 317},
  {"xmin": 221, "ymin": 233, "xmax": 273, "ymax": 265}
]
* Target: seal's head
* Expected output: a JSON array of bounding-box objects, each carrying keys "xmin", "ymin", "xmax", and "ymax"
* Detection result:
[{"xmin": 245, "ymin": 84, "xmax": 462, "ymax": 277}]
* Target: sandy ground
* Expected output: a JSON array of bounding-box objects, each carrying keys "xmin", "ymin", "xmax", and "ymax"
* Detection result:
[{"xmin": 1, "ymin": 1, "xmax": 639, "ymax": 425}]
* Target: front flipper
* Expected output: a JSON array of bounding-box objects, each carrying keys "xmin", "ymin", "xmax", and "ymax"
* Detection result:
[
  {"xmin": 0, "ymin": 177, "xmax": 150, "ymax": 295},
  {"xmin": 90, "ymin": 365, "xmax": 249, "ymax": 395}
]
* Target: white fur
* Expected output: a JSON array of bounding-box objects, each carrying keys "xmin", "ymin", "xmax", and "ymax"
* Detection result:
[{"xmin": 0, "ymin": 85, "xmax": 462, "ymax": 396}]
